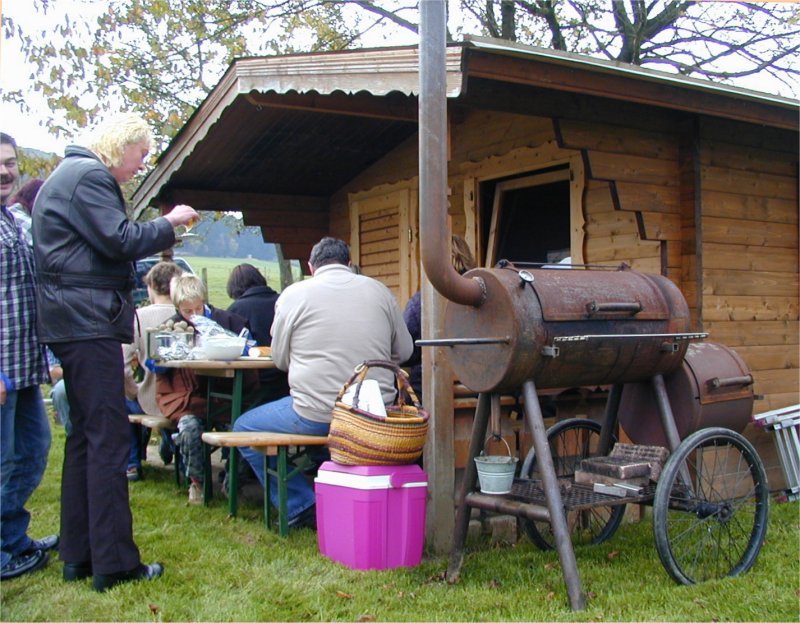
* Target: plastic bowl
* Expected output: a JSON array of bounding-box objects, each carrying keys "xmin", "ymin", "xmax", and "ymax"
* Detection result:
[{"xmin": 202, "ymin": 336, "xmax": 247, "ymax": 360}]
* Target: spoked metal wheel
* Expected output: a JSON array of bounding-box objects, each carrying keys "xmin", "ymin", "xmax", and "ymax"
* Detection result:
[
  {"xmin": 519, "ymin": 418, "xmax": 625, "ymax": 550},
  {"xmin": 653, "ymin": 427, "xmax": 769, "ymax": 585}
]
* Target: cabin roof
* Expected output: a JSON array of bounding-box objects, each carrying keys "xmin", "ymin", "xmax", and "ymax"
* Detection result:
[{"xmin": 132, "ymin": 37, "xmax": 798, "ymax": 217}]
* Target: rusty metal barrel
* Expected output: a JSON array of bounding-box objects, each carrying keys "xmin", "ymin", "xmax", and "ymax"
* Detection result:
[
  {"xmin": 443, "ymin": 264, "xmax": 691, "ymax": 394},
  {"xmin": 619, "ymin": 341, "xmax": 754, "ymax": 446}
]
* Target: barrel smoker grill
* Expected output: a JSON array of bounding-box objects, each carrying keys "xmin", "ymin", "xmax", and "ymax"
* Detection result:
[
  {"xmin": 420, "ymin": 263, "xmax": 769, "ymax": 610},
  {"xmin": 418, "ymin": 2, "xmax": 768, "ymax": 610}
]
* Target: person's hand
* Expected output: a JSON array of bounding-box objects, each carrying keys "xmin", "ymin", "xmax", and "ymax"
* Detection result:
[
  {"xmin": 163, "ymin": 204, "xmax": 199, "ymax": 228},
  {"xmin": 0, "ymin": 378, "xmax": 6, "ymax": 406},
  {"xmin": 50, "ymin": 364, "xmax": 64, "ymax": 383}
]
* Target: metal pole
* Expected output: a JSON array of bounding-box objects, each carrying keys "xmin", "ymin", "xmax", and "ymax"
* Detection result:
[
  {"xmin": 521, "ymin": 380, "xmax": 586, "ymax": 611},
  {"xmin": 419, "ymin": 0, "xmax": 483, "ymax": 307}
]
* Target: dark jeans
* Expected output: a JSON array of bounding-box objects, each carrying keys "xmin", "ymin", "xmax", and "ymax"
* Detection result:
[{"xmin": 52, "ymin": 339, "xmax": 141, "ymax": 575}]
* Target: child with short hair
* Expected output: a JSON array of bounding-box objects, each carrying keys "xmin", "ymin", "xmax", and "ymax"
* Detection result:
[{"xmin": 155, "ymin": 274, "xmax": 254, "ymax": 504}]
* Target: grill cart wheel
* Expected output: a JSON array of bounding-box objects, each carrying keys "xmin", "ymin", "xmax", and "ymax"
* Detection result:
[
  {"xmin": 653, "ymin": 427, "xmax": 769, "ymax": 585},
  {"xmin": 519, "ymin": 418, "xmax": 625, "ymax": 550}
]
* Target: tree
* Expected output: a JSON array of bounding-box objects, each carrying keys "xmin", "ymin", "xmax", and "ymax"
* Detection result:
[
  {"xmin": 4, "ymin": 1, "xmax": 797, "ymax": 152},
  {"xmin": 460, "ymin": 1, "xmax": 800, "ymax": 93}
]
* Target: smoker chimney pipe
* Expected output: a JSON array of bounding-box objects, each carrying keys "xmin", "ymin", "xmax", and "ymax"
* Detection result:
[{"xmin": 419, "ymin": 0, "xmax": 484, "ymax": 308}]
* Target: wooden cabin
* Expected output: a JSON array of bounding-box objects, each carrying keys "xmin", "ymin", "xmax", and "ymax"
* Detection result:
[{"xmin": 133, "ymin": 37, "xmax": 799, "ymax": 549}]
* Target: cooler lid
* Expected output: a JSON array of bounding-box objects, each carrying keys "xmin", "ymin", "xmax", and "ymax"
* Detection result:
[{"xmin": 316, "ymin": 462, "xmax": 427, "ymax": 489}]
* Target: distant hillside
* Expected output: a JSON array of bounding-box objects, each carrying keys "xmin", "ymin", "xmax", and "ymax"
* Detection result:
[{"xmin": 176, "ymin": 212, "xmax": 278, "ymax": 261}]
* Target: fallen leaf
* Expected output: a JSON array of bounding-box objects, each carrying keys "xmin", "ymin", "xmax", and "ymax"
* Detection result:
[
  {"xmin": 336, "ymin": 591, "xmax": 353, "ymax": 599},
  {"xmin": 546, "ymin": 591, "xmax": 556, "ymax": 601},
  {"xmin": 586, "ymin": 591, "xmax": 596, "ymax": 600},
  {"xmin": 487, "ymin": 579, "xmax": 500, "ymax": 588},
  {"xmin": 693, "ymin": 598, "xmax": 706, "ymax": 606},
  {"xmin": 148, "ymin": 603, "xmax": 160, "ymax": 615},
  {"xmin": 606, "ymin": 550, "xmax": 620, "ymax": 560},
  {"xmin": 544, "ymin": 561, "xmax": 558, "ymax": 570},
  {"xmin": 357, "ymin": 615, "xmax": 376, "ymax": 622},
  {"xmin": 398, "ymin": 591, "xmax": 405, "ymax": 598}
]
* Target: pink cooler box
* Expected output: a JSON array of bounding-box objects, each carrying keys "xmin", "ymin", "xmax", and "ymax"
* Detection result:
[{"xmin": 315, "ymin": 461, "xmax": 427, "ymax": 570}]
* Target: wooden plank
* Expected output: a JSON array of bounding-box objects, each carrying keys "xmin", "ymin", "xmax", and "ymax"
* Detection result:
[
  {"xmin": 702, "ymin": 216, "xmax": 798, "ymax": 249},
  {"xmin": 585, "ymin": 211, "xmax": 643, "ymax": 238},
  {"xmin": 360, "ymin": 238, "xmax": 397, "ymax": 255},
  {"xmin": 615, "ymin": 181, "xmax": 680, "ymax": 214},
  {"xmin": 359, "ymin": 226, "xmax": 399, "ymax": 244},
  {"xmin": 702, "ymin": 269, "xmax": 798, "ymax": 297},
  {"xmin": 699, "ymin": 117, "xmax": 798, "ymax": 154},
  {"xmin": 702, "ymin": 295, "xmax": 799, "ymax": 322},
  {"xmin": 701, "ymin": 190, "xmax": 798, "ymax": 224},
  {"xmin": 256, "ymin": 226, "xmax": 327, "ymax": 245},
  {"xmin": 584, "ymin": 183, "xmax": 615, "ymax": 214},
  {"xmin": 755, "ymin": 392, "xmax": 800, "ymax": 414},
  {"xmin": 455, "ymin": 111, "xmax": 555, "ymax": 163},
  {"xmin": 360, "ymin": 249, "xmax": 399, "ymax": 267},
  {"xmin": 733, "ymin": 344, "xmax": 799, "ymax": 372},
  {"xmin": 701, "ymin": 165, "xmax": 797, "ymax": 200},
  {"xmin": 558, "ymin": 118, "xmax": 679, "ymax": 160},
  {"xmin": 702, "ymin": 242, "xmax": 797, "ymax": 272},
  {"xmin": 585, "ymin": 235, "xmax": 662, "ymax": 261},
  {"xmin": 587, "ymin": 152, "xmax": 678, "ymax": 186},
  {"xmin": 699, "ymin": 140, "xmax": 797, "ymax": 177},
  {"xmin": 640, "ymin": 212, "xmax": 681, "ymax": 241},
  {"xmin": 753, "ymin": 368, "xmax": 800, "ymax": 397},
  {"xmin": 704, "ymin": 320, "xmax": 799, "ymax": 347}
]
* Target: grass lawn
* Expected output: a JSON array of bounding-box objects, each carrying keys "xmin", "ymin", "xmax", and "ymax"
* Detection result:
[{"xmin": 2, "ymin": 419, "xmax": 798, "ymax": 622}]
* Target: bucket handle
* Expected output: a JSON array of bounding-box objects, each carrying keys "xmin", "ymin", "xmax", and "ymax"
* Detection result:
[{"xmin": 479, "ymin": 435, "xmax": 513, "ymax": 459}]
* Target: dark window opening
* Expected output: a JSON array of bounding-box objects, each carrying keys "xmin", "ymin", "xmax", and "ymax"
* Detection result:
[{"xmin": 480, "ymin": 166, "xmax": 571, "ymax": 267}]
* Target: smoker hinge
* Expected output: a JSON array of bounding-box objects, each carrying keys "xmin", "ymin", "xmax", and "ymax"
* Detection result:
[{"xmin": 542, "ymin": 345, "xmax": 560, "ymax": 358}]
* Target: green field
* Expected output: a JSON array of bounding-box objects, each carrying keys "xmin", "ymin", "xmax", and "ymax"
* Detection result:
[{"xmin": 178, "ymin": 255, "xmax": 303, "ymax": 309}]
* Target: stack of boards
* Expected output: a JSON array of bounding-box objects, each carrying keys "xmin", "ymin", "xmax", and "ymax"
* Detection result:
[{"xmin": 575, "ymin": 443, "xmax": 670, "ymax": 497}]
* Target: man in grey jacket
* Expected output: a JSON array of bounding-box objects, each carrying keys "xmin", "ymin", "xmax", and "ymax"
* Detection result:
[{"xmin": 233, "ymin": 237, "xmax": 413, "ymax": 529}]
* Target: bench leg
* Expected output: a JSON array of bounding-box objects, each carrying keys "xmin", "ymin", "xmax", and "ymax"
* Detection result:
[
  {"xmin": 277, "ymin": 446, "xmax": 290, "ymax": 536},
  {"xmin": 263, "ymin": 454, "xmax": 272, "ymax": 531}
]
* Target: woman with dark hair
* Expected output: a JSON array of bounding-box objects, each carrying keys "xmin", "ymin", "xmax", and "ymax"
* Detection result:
[{"xmin": 226, "ymin": 264, "xmax": 289, "ymax": 402}]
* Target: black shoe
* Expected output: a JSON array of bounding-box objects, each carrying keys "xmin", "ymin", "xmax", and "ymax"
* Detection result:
[
  {"xmin": 126, "ymin": 466, "xmax": 142, "ymax": 482},
  {"xmin": 288, "ymin": 504, "xmax": 317, "ymax": 531},
  {"xmin": 63, "ymin": 561, "xmax": 93, "ymax": 582},
  {"xmin": 23, "ymin": 534, "xmax": 59, "ymax": 554},
  {"xmin": 158, "ymin": 434, "xmax": 173, "ymax": 465},
  {"xmin": 92, "ymin": 562, "xmax": 164, "ymax": 592},
  {"xmin": 1, "ymin": 549, "xmax": 49, "ymax": 580}
]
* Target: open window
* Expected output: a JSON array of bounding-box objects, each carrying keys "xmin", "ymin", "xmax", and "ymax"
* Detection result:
[{"xmin": 482, "ymin": 165, "xmax": 572, "ymax": 267}]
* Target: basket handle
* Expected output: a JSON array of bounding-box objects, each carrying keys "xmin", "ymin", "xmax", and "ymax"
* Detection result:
[{"xmin": 335, "ymin": 360, "xmax": 422, "ymax": 410}]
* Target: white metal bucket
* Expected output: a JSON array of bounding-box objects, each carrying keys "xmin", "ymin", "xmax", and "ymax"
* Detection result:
[{"xmin": 474, "ymin": 437, "xmax": 518, "ymax": 495}]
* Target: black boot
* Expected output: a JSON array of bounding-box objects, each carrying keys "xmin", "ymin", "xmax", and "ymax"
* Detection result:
[{"xmin": 92, "ymin": 562, "xmax": 164, "ymax": 592}]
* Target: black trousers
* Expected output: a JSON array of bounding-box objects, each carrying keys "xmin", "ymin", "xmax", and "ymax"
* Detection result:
[{"xmin": 51, "ymin": 339, "xmax": 140, "ymax": 575}]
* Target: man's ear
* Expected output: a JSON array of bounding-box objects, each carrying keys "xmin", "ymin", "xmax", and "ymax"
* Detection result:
[{"xmin": 307, "ymin": 261, "xmax": 315, "ymax": 275}]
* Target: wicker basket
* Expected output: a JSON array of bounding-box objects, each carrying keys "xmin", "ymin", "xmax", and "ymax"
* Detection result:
[{"xmin": 328, "ymin": 360, "xmax": 429, "ymax": 466}]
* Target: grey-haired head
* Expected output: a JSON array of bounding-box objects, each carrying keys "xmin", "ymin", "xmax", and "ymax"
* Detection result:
[{"xmin": 309, "ymin": 237, "xmax": 350, "ymax": 270}]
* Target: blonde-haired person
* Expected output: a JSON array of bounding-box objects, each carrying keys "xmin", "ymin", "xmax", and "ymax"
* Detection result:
[
  {"xmin": 401, "ymin": 235, "xmax": 476, "ymax": 402},
  {"xmin": 155, "ymin": 274, "xmax": 255, "ymax": 504},
  {"xmin": 31, "ymin": 113, "xmax": 199, "ymax": 591},
  {"xmin": 122, "ymin": 261, "xmax": 185, "ymax": 480}
]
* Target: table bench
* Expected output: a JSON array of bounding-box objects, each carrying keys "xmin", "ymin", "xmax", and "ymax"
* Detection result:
[{"xmin": 202, "ymin": 431, "xmax": 328, "ymax": 536}]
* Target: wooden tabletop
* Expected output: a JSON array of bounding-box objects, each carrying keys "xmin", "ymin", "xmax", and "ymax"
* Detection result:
[{"xmin": 159, "ymin": 357, "xmax": 276, "ymax": 377}]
